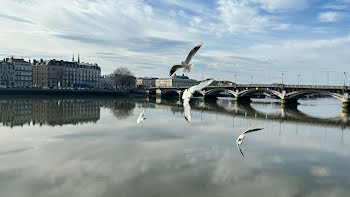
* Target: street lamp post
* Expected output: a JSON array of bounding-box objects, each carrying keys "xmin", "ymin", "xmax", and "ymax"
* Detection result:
[
  {"xmin": 297, "ymin": 74, "xmax": 301, "ymax": 85},
  {"xmin": 234, "ymin": 74, "xmax": 237, "ymax": 84},
  {"xmin": 281, "ymin": 73, "xmax": 285, "ymax": 84},
  {"xmin": 250, "ymin": 75, "xmax": 253, "ymax": 85},
  {"xmin": 344, "ymin": 72, "xmax": 348, "ymax": 86}
]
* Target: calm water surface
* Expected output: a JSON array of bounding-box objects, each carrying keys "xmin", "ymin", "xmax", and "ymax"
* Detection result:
[{"xmin": 0, "ymin": 96, "xmax": 350, "ymax": 197}]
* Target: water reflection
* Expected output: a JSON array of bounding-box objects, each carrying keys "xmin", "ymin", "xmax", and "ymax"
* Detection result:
[
  {"xmin": 1, "ymin": 97, "xmax": 349, "ymax": 128},
  {"xmin": 109, "ymin": 99, "xmax": 135, "ymax": 119},
  {"xmin": 0, "ymin": 97, "xmax": 135, "ymax": 127},
  {"xmin": 140, "ymin": 97, "xmax": 350, "ymax": 128},
  {"xmin": 0, "ymin": 96, "xmax": 350, "ymax": 196},
  {"xmin": 0, "ymin": 98, "xmax": 102, "ymax": 127}
]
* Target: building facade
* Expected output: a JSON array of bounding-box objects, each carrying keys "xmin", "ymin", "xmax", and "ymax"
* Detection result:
[
  {"xmin": 155, "ymin": 74, "xmax": 198, "ymax": 87},
  {"xmin": 99, "ymin": 75, "xmax": 114, "ymax": 89},
  {"xmin": 32, "ymin": 59, "xmax": 65, "ymax": 88},
  {"xmin": 212, "ymin": 80, "xmax": 233, "ymax": 86},
  {"xmin": 136, "ymin": 77, "xmax": 158, "ymax": 87},
  {"xmin": 0, "ymin": 60, "xmax": 15, "ymax": 87},
  {"xmin": 32, "ymin": 59, "xmax": 101, "ymax": 88},
  {"xmin": 5, "ymin": 57, "xmax": 32, "ymax": 87}
]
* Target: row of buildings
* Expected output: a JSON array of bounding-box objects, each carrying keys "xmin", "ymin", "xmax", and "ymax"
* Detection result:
[
  {"xmin": 136, "ymin": 74, "xmax": 234, "ymax": 88},
  {"xmin": 1, "ymin": 55, "xmax": 229, "ymax": 89},
  {"xmin": 0, "ymin": 55, "xmax": 101, "ymax": 88},
  {"xmin": 136, "ymin": 74, "xmax": 199, "ymax": 88},
  {"xmin": 32, "ymin": 58, "xmax": 101, "ymax": 88}
]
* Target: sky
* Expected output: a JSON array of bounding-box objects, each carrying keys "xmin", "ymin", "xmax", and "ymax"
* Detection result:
[{"xmin": 1, "ymin": 0, "xmax": 350, "ymax": 85}]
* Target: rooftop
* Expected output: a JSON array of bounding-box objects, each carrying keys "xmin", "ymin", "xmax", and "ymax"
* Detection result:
[{"xmin": 172, "ymin": 74, "xmax": 189, "ymax": 79}]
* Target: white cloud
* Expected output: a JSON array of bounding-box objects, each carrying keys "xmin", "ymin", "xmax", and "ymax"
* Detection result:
[
  {"xmin": 217, "ymin": 0, "xmax": 270, "ymax": 33},
  {"xmin": 271, "ymin": 23, "xmax": 291, "ymax": 30},
  {"xmin": 318, "ymin": 11, "xmax": 339, "ymax": 22},
  {"xmin": 310, "ymin": 166, "xmax": 331, "ymax": 177},
  {"xmin": 323, "ymin": 0, "xmax": 350, "ymax": 10},
  {"xmin": 216, "ymin": 0, "xmax": 295, "ymax": 34},
  {"xmin": 246, "ymin": 35, "xmax": 350, "ymax": 84},
  {"xmin": 0, "ymin": 0, "xmax": 195, "ymax": 75},
  {"xmin": 249, "ymin": 0, "xmax": 308, "ymax": 12},
  {"xmin": 1, "ymin": 0, "xmax": 350, "ymax": 84}
]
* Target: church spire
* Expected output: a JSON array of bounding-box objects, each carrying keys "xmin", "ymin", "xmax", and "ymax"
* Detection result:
[
  {"xmin": 72, "ymin": 53, "xmax": 74, "ymax": 62},
  {"xmin": 78, "ymin": 53, "xmax": 80, "ymax": 63}
]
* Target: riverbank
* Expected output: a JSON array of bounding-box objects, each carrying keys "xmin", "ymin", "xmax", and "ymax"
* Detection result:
[{"xmin": 0, "ymin": 88, "xmax": 130, "ymax": 96}]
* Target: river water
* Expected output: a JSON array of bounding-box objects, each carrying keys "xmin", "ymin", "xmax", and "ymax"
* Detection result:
[{"xmin": 0, "ymin": 96, "xmax": 349, "ymax": 197}]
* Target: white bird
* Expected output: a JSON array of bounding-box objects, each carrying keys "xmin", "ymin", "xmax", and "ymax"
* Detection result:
[
  {"xmin": 169, "ymin": 43, "xmax": 202, "ymax": 76},
  {"xmin": 236, "ymin": 128, "xmax": 263, "ymax": 158},
  {"xmin": 182, "ymin": 78, "xmax": 214, "ymax": 122},
  {"xmin": 182, "ymin": 78, "xmax": 214, "ymax": 101},
  {"xmin": 137, "ymin": 110, "xmax": 146, "ymax": 126},
  {"xmin": 183, "ymin": 99, "xmax": 192, "ymax": 123}
]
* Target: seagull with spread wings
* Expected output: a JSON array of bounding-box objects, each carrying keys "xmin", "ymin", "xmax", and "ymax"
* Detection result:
[
  {"xmin": 236, "ymin": 128, "xmax": 263, "ymax": 158},
  {"xmin": 182, "ymin": 78, "xmax": 214, "ymax": 122},
  {"xmin": 137, "ymin": 110, "xmax": 146, "ymax": 127},
  {"xmin": 169, "ymin": 43, "xmax": 202, "ymax": 76}
]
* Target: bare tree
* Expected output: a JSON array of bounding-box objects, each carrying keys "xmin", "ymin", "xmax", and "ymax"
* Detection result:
[
  {"xmin": 110, "ymin": 99, "xmax": 135, "ymax": 119},
  {"xmin": 112, "ymin": 67, "xmax": 136, "ymax": 89},
  {"xmin": 52, "ymin": 66, "xmax": 65, "ymax": 87}
]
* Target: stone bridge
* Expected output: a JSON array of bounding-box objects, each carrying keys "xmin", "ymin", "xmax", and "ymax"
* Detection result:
[
  {"xmin": 138, "ymin": 97, "xmax": 350, "ymax": 128},
  {"xmin": 147, "ymin": 84, "xmax": 350, "ymax": 111}
]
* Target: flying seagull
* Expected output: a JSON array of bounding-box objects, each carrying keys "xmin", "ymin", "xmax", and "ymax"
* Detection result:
[
  {"xmin": 183, "ymin": 100, "xmax": 192, "ymax": 123},
  {"xmin": 169, "ymin": 43, "xmax": 202, "ymax": 76},
  {"xmin": 236, "ymin": 128, "xmax": 263, "ymax": 158},
  {"xmin": 182, "ymin": 78, "xmax": 214, "ymax": 122},
  {"xmin": 137, "ymin": 110, "xmax": 146, "ymax": 127}
]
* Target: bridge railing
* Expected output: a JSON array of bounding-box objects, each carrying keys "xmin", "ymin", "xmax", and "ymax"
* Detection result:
[{"xmin": 147, "ymin": 84, "xmax": 349, "ymax": 90}]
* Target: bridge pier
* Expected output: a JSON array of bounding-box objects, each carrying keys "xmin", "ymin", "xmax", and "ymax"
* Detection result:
[
  {"xmin": 156, "ymin": 96, "xmax": 162, "ymax": 103},
  {"xmin": 342, "ymin": 102, "xmax": 350, "ymax": 113},
  {"xmin": 156, "ymin": 89, "xmax": 162, "ymax": 97},
  {"xmin": 203, "ymin": 95, "xmax": 217, "ymax": 102},
  {"xmin": 281, "ymin": 98, "xmax": 299, "ymax": 108},
  {"xmin": 177, "ymin": 90, "xmax": 182, "ymax": 99},
  {"xmin": 281, "ymin": 98, "xmax": 299, "ymax": 104},
  {"xmin": 235, "ymin": 96, "xmax": 251, "ymax": 104}
]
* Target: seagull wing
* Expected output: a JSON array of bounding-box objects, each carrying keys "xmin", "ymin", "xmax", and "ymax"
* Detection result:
[
  {"xmin": 140, "ymin": 111, "xmax": 145, "ymax": 118},
  {"xmin": 189, "ymin": 78, "xmax": 214, "ymax": 94},
  {"xmin": 243, "ymin": 128, "xmax": 263, "ymax": 135},
  {"xmin": 169, "ymin": 64, "xmax": 183, "ymax": 76},
  {"xmin": 236, "ymin": 142, "xmax": 244, "ymax": 158},
  {"xmin": 196, "ymin": 78, "xmax": 214, "ymax": 91},
  {"xmin": 182, "ymin": 79, "xmax": 214, "ymax": 104},
  {"xmin": 182, "ymin": 89, "xmax": 190, "ymax": 100},
  {"xmin": 184, "ymin": 43, "xmax": 202, "ymax": 64},
  {"xmin": 183, "ymin": 99, "xmax": 191, "ymax": 123},
  {"xmin": 137, "ymin": 111, "xmax": 145, "ymax": 123}
]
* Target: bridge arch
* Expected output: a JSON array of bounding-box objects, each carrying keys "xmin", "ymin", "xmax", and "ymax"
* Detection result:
[
  {"xmin": 161, "ymin": 89, "xmax": 182, "ymax": 96},
  {"xmin": 285, "ymin": 90, "xmax": 346, "ymax": 102},
  {"xmin": 238, "ymin": 88, "xmax": 284, "ymax": 99},
  {"xmin": 204, "ymin": 88, "xmax": 236, "ymax": 97}
]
